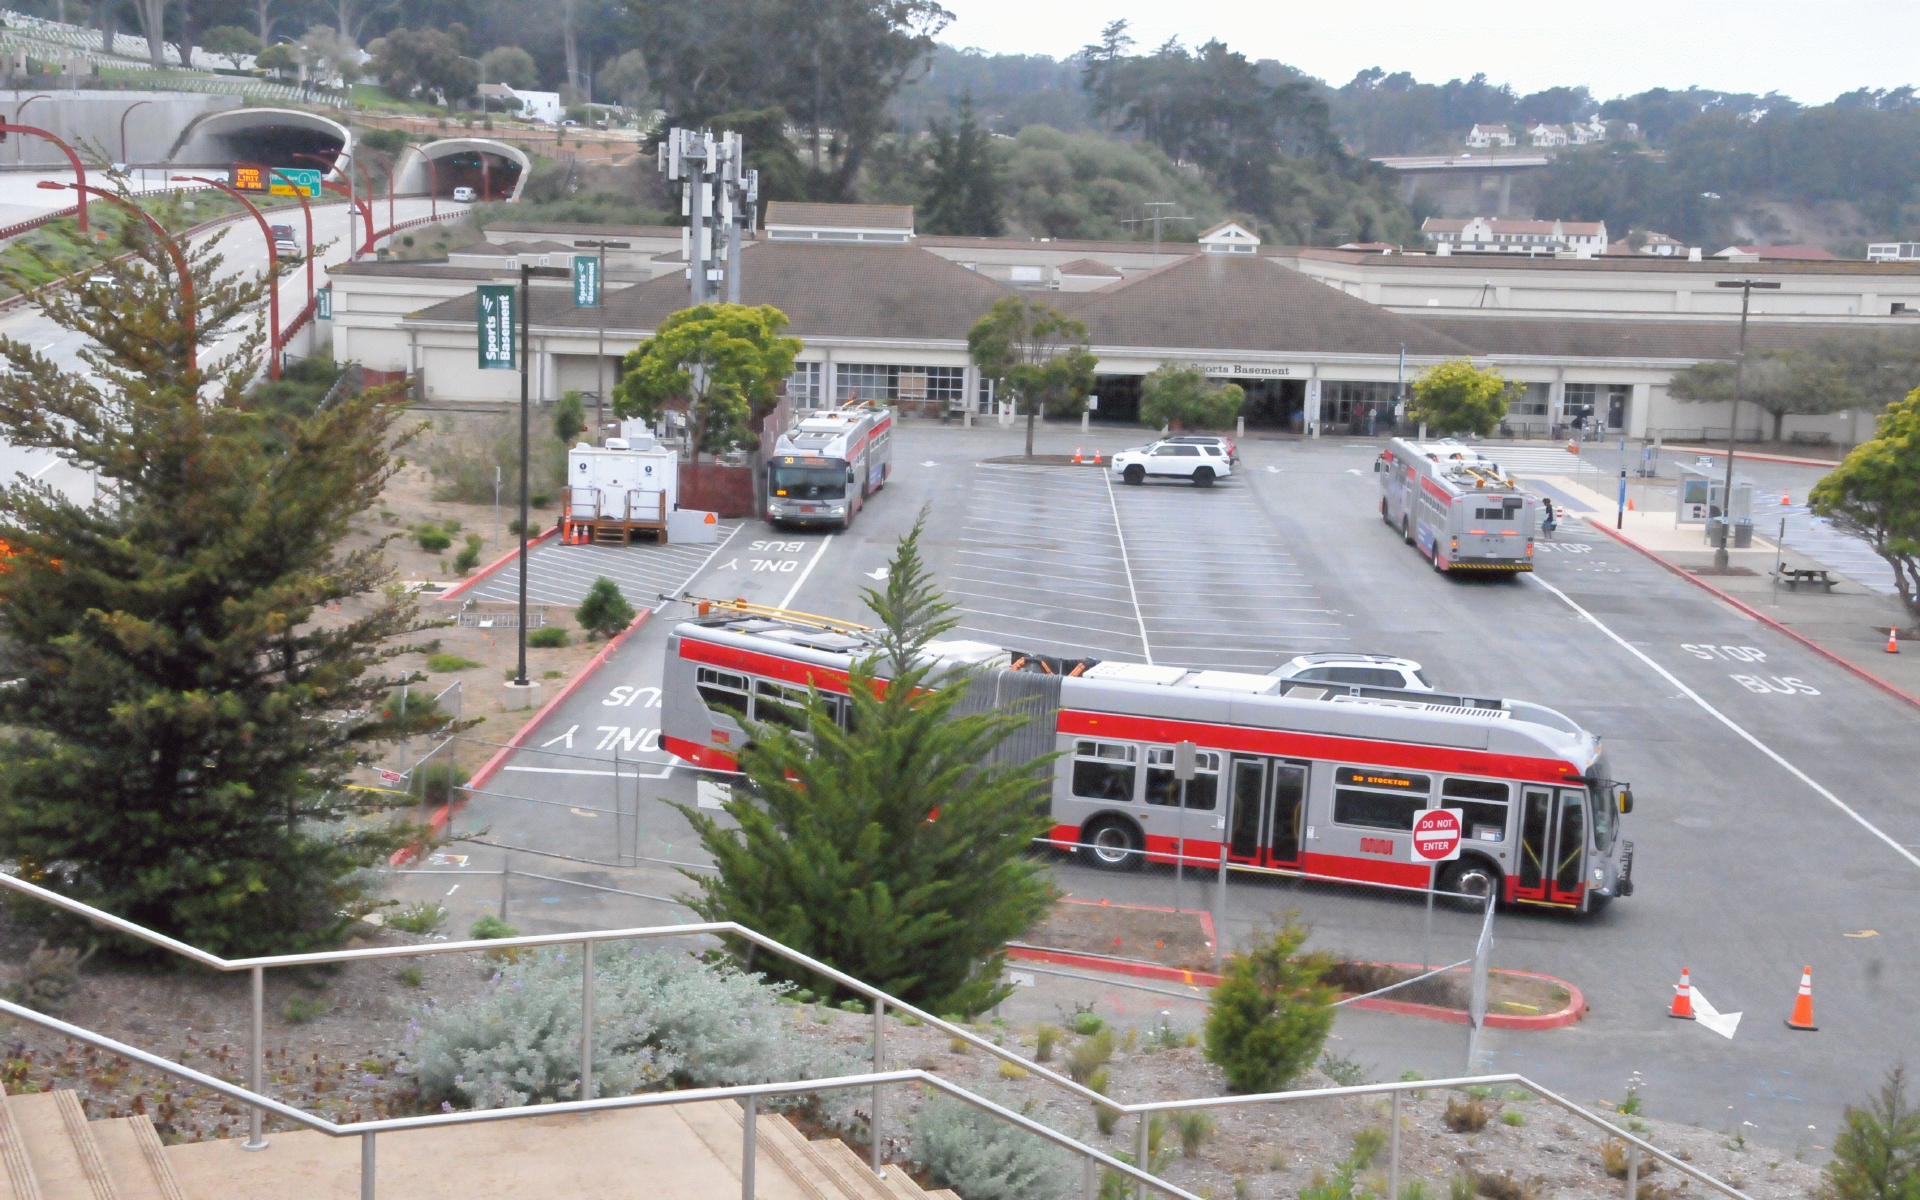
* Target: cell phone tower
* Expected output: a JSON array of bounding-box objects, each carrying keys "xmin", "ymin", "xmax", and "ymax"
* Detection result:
[{"xmin": 658, "ymin": 127, "xmax": 760, "ymax": 307}]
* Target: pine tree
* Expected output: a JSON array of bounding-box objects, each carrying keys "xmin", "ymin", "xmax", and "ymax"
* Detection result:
[
  {"xmin": 681, "ymin": 512, "xmax": 1055, "ymax": 1015},
  {"xmin": 0, "ymin": 195, "xmax": 440, "ymax": 956},
  {"xmin": 921, "ymin": 96, "xmax": 1004, "ymax": 238}
]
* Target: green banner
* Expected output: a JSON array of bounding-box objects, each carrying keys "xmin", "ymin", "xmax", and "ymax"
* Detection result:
[
  {"xmin": 316, "ymin": 285, "xmax": 332, "ymax": 320},
  {"xmin": 477, "ymin": 285, "xmax": 517, "ymax": 371},
  {"xmin": 573, "ymin": 254, "xmax": 599, "ymax": 307}
]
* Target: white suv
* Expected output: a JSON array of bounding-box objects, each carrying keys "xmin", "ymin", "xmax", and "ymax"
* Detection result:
[
  {"xmin": 1111, "ymin": 439, "xmax": 1232, "ymax": 487},
  {"xmin": 1268, "ymin": 654, "xmax": 1432, "ymax": 691}
]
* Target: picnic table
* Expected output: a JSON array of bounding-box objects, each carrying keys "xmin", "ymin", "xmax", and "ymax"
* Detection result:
[{"xmin": 1774, "ymin": 566, "xmax": 1835, "ymax": 591}]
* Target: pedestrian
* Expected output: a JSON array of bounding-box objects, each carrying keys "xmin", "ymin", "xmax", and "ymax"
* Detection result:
[{"xmin": 1541, "ymin": 497, "xmax": 1557, "ymax": 537}]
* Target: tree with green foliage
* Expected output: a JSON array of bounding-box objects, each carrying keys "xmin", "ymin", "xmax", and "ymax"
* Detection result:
[
  {"xmin": 1408, "ymin": 358, "xmax": 1514, "ymax": 437},
  {"xmin": 553, "ymin": 390, "xmax": 586, "ymax": 443},
  {"xmin": 1810, "ymin": 390, "xmax": 1920, "ymax": 629},
  {"xmin": 373, "ymin": 27, "xmax": 478, "ymax": 104},
  {"xmin": 1139, "ymin": 364, "xmax": 1244, "ymax": 431},
  {"xmin": 1204, "ymin": 918, "xmax": 1337, "ymax": 1093},
  {"xmin": 203, "ymin": 25, "xmax": 263, "ymax": 58},
  {"xmin": 479, "ymin": 45, "xmax": 538, "ymax": 91},
  {"xmin": 681, "ymin": 514, "xmax": 1056, "ymax": 1016},
  {"xmin": 920, "ymin": 97, "xmax": 1003, "ymax": 237},
  {"xmin": 0, "ymin": 202, "xmax": 441, "ymax": 956},
  {"xmin": 613, "ymin": 303, "xmax": 801, "ymax": 461},
  {"xmin": 1822, "ymin": 1067, "xmax": 1920, "ymax": 1200},
  {"xmin": 967, "ymin": 297, "xmax": 1098, "ymax": 458},
  {"xmin": 575, "ymin": 577, "xmax": 636, "ymax": 639},
  {"xmin": 295, "ymin": 25, "xmax": 366, "ymax": 88},
  {"xmin": 1669, "ymin": 350, "xmax": 1848, "ymax": 442},
  {"xmin": 257, "ymin": 42, "xmax": 299, "ymax": 79}
]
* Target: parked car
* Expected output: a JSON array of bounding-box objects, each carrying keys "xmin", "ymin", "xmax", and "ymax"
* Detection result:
[
  {"xmin": 452, "ymin": 186, "xmax": 478, "ymax": 202},
  {"xmin": 1110, "ymin": 439, "xmax": 1233, "ymax": 487},
  {"xmin": 1267, "ymin": 653, "xmax": 1433, "ymax": 692},
  {"xmin": 1162, "ymin": 434, "xmax": 1238, "ymax": 464}
]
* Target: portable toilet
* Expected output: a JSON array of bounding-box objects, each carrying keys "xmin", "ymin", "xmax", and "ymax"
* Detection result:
[{"xmin": 565, "ymin": 441, "xmax": 678, "ymax": 542}]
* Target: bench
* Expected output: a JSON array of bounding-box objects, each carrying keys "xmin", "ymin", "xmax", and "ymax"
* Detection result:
[
  {"xmin": 1775, "ymin": 566, "xmax": 1835, "ymax": 591},
  {"xmin": 1787, "ymin": 431, "xmax": 1834, "ymax": 445}
]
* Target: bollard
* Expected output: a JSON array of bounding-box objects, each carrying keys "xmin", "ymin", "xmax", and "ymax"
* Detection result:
[
  {"xmin": 1081, "ymin": 410, "xmax": 1090, "ymax": 433},
  {"xmin": 1237, "ymin": 415, "xmax": 1245, "ymax": 438},
  {"xmin": 361, "ymin": 1132, "xmax": 377, "ymax": 1200},
  {"xmin": 1625, "ymin": 1141, "xmax": 1639, "ymax": 1200},
  {"xmin": 499, "ymin": 849, "xmax": 511, "ymax": 922},
  {"xmin": 1135, "ymin": 1114, "xmax": 1149, "ymax": 1200},
  {"xmin": 245, "ymin": 966, "xmax": 267, "ymax": 1150},
  {"xmin": 580, "ymin": 940, "xmax": 596, "ymax": 1099}
]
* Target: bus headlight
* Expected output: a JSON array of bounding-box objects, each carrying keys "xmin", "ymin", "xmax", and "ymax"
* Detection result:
[{"xmin": 1591, "ymin": 866, "xmax": 1605, "ymax": 887}]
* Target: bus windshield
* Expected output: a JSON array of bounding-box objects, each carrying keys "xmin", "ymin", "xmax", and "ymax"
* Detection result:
[{"xmin": 771, "ymin": 464, "xmax": 846, "ymax": 500}]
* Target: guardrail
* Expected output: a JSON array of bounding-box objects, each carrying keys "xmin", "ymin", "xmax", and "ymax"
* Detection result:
[{"xmin": 0, "ymin": 869, "xmax": 1751, "ymax": 1200}]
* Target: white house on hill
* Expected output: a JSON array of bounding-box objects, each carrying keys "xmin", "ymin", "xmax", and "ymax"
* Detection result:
[{"xmin": 1465, "ymin": 124, "xmax": 1515, "ymax": 148}]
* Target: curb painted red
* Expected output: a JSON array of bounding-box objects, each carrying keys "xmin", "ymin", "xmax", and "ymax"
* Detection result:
[
  {"xmin": 388, "ymin": 606, "xmax": 654, "ymax": 865},
  {"xmin": 437, "ymin": 525, "xmax": 560, "ymax": 600},
  {"xmin": 1586, "ymin": 519, "xmax": 1920, "ymax": 714},
  {"xmin": 1003, "ymin": 947, "xmax": 1586, "ymax": 1030},
  {"xmin": 1663, "ymin": 445, "xmax": 1841, "ymax": 468}
]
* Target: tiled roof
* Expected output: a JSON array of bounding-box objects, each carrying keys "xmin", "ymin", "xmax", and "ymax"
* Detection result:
[
  {"xmin": 1055, "ymin": 254, "xmax": 1474, "ymax": 356},
  {"xmin": 763, "ymin": 202, "xmax": 914, "ymax": 231},
  {"xmin": 1414, "ymin": 315, "xmax": 1917, "ymax": 360},
  {"xmin": 407, "ymin": 241, "xmax": 1011, "ymax": 340},
  {"xmin": 484, "ymin": 220, "xmax": 687, "ymax": 239},
  {"xmin": 1717, "ymin": 245, "xmax": 1843, "ymax": 261},
  {"xmin": 451, "ymin": 240, "xmax": 578, "ymax": 256},
  {"xmin": 328, "ymin": 261, "xmax": 503, "ymax": 280}
]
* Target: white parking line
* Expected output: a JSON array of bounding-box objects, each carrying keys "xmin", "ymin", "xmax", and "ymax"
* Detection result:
[
  {"xmin": 1528, "ymin": 574, "xmax": 1920, "ymax": 871},
  {"xmin": 1104, "ymin": 469, "xmax": 1153, "ymax": 664},
  {"xmin": 778, "ymin": 534, "xmax": 835, "ymax": 610}
]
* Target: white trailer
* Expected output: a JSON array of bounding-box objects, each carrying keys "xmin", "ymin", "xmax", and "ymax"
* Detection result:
[
  {"xmin": 1376, "ymin": 438, "xmax": 1537, "ymax": 574},
  {"xmin": 765, "ymin": 402, "xmax": 894, "ymax": 530},
  {"xmin": 564, "ymin": 436, "xmax": 678, "ymax": 544}
]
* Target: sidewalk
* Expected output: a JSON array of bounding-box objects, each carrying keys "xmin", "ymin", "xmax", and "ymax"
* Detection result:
[{"xmin": 1534, "ymin": 475, "xmax": 1920, "ymax": 704}]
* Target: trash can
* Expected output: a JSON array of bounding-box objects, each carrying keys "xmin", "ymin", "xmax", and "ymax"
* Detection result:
[
  {"xmin": 1733, "ymin": 519, "xmax": 1754, "ymax": 548},
  {"xmin": 1706, "ymin": 518, "xmax": 1728, "ymax": 547}
]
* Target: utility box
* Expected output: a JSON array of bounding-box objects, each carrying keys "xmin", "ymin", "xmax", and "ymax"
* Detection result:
[{"xmin": 565, "ymin": 441, "xmax": 677, "ymax": 543}]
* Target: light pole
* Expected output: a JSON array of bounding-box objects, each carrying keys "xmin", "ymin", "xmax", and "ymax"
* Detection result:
[
  {"xmin": 118, "ymin": 99, "xmax": 153, "ymax": 165},
  {"xmin": 578, "ymin": 238, "xmax": 618, "ymax": 442},
  {"xmin": 0, "ymin": 120, "xmax": 87, "ymax": 231},
  {"xmin": 267, "ymin": 168, "xmax": 317, "ymax": 318},
  {"xmin": 13, "ymin": 94, "xmax": 48, "ymax": 165},
  {"xmin": 1711, "ymin": 277, "xmax": 1783, "ymax": 570},
  {"xmin": 36, "ymin": 181, "xmax": 193, "ymax": 370},
  {"xmin": 174, "ymin": 174, "xmax": 280, "ymax": 378},
  {"xmin": 355, "ymin": 146, "xmax": 398, "ymax": 238}
]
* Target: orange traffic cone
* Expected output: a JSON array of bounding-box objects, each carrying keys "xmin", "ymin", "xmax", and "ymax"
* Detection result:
[
  {"xmin": 1093, "ymin": 448, "xmax": 1102, "ymax": 464},
  {"xmin": 1567, "ymin": 440, "xmax": 1580, "ymax": 455},
  {"xmin": 1669, "ymin": 967, "xmax": 1695, "ymax": 1020},
  {"xmin": 1782, "ymin": 491, "xmax": 1791, "ymax": 506},
  {"xmin": 1627, "ymin": 499, "xmax": 1635, "ymax": 511},
  {"xmin": 1890, "ymin": 628, "xmax": 1901, "ymax": 655},
  {"xmin": 1785, "ymin": 965, "xmax": 1818, "ymax": 1031},
  {"xmin": 1073, "ymin": 446, "xmax": 1083, "ymax": 463}
]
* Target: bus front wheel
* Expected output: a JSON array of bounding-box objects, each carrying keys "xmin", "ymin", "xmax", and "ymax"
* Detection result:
[
  {"xmin": 1081, "ymin": 818, "xmax": 1142, "ymax": 871},
  {"xmin": 1440, "ymin": 858, "xmax": 1501, "ymax": 907},
  {"xmin": 1401, "ymin": 516, "xmax": 1413, "ymax": 545}
]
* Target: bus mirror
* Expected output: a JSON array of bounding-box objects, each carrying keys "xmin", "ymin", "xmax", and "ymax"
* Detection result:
[
  {"xmin": 1373, "ymin": 460, "xmax": 1386, "ymax": 473},
  {"xmin": 1618, "ymin": 789, "xmax": 1633, "ymax": 814}
]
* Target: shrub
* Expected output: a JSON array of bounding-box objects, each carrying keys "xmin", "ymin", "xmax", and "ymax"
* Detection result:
[
  {"xmin": 1445, "ymin": 1098, "xmax": 1491, "ymax": 1133},
  {"xmin": 426, "ymin": 414, "xmax": 565, "ymax": 505},
  {"xmin": 453, "ymin": 534, "xmax": 483, "ymax": 574},
  {"xmin": 1064, "ymin": 1028, "xmax": 1113, "ymax": 1084},
  {"xmin": 415, "ymin": 946, "xmax": 856, "ymax": 1107},
  {"xmin": 1351, "ymin": 1125, "xmax": 1388, "ymax": 1168},
  {"xmin": 529, "ymin": 492, "xmax": 552, "ymax": 508},
  {"xmin": 387, "ymin": 902, "xmax": 447, "ymax": 934},
  {"xmin": 469, "ymin": 914, "xmax": 518, "ymax": 940},
  {"xmin": 913, "ymin": 1093, "xmax": 1077, "ymax": 1200},
  {"xmin": 1403, "ymin": 1182, "xmax": 1429, "ymax": 1200},
  {"xmin": 575, "ymin": 577, "xmax": 637, "ymax": 639},
  {"xmin": 554, "ymin": 391, "xmax": 586, "ymax": 443},
  {"xmin": 414, "ymin": 762, "xmax": 469, "ymax": 808},
  {"xmin": 527, "ymin": 626, "xmax": 569, "ymax": 648},
  {"xmin": 283, "ymin": 994, "xmax": 324, "ymax": 1024},
  {"xmin": 1320, "ymin": 1051, "xmax": 1366, "ymax": 1086},
  {"xmin": 1088, "ymin": 1068, "xmax": 1118, "ymax": 1134},
  {"xmin": 427, "ymin": 653, "xmax": 483, "ymax": 672},
  {"xmin": 1449, "ymin": 1175, "xmax": 1476, "ymax": 1200},
  {"xmin": 4, "ymin": 943, "xmax": 94, "ymax": 1015},
  {"xmin": 1138, "ymin": 363, "xmax": 1244, "ymax": 432},
  {"xmin": 1824, "ymin": 1068, "xmax": 1920, "ymax": 1200},
  {"xmin": 1601, "ymin": 1139, "xmax": 1661, "ymax": 1179},
  {"xmin": 1033, "ymin": 1024, "xmax": 1059, "ymax": 1062},
  {"xmin": 1475, "ymin": 1174, "xmax": 1538, "ymax": 1200},
  {"xmin": 1070, "ymin": 1009, "xmax": 1105, "ymax": 1035},
  {"xmin": 1503, "ymin": 1110, "xmax": 1526, "ymax": 1127},
  {"xmin": 1177, "ymin": 1110, "xmax": 1217, "ymax": 1157},
  {"xmin": 416, "ymin": 526, "xmax": 453, "ymax": 553},
  {"xmin": 1203, "ymin": 917, "xmax": 1336, "ymax": 1093},
  {"xmin": 999, "ymin": 1060, "xmax": 1027, "ymax": 1081}
]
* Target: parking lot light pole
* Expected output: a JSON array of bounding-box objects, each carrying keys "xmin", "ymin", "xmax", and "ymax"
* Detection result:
[{"xmin": 1711, "ymin": 278, "xmax": 1781, "ymax": 570}]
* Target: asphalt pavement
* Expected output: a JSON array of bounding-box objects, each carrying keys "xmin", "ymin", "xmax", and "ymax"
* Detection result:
[{"xmin": 419, "ymin": 419, "xmax": 1918, "ymax": 1147}]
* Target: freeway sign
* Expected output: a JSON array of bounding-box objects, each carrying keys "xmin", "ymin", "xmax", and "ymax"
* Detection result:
[
  {"xmin": 1410, "ymin": 808, "xmax": 1463, "ymax": 862},
  {"xmin": 268, "ymin": 167, "xmax": 321, "ymax": 198}
]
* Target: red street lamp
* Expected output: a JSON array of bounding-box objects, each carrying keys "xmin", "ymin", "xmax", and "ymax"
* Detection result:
[
  {"xmin": 355, "ymin": 146, "xmax": 398, "ymax": 239},
  {"xmin": 36, "ymin": 181, "xmax": 193, "ymax": 371},
  {"xmin": 346, "ymin": 155, "xmax": 378, "ymax": 254},
  {"xmin": 292, "ymin": 150, "xmax": 372, "ymax": 259},
  {"xmin": 118, "ymin": 99, "xmax": 154, "ymax": 164},
  {"xmin": 173, "ymin": 175, "xmax": 279, "ymax": 379},
  {"xmin": 266, "ymin": 168, "xmax": 317, "ymax": 320},
  {"xmin": 1, "ymin": 121, "xmax": 87, "ymax": 232}
]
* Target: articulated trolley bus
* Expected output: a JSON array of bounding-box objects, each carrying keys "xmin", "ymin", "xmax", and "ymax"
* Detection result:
[
  {"xmin": 662, "ymin": 610, "xmax": 1635, "ymax": 912},
  {"xmin": 1378, "ymin": 438, "xmax": 1537, "ymax": 574}
]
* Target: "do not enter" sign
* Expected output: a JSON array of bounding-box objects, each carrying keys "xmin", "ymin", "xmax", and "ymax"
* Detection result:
[{"xmin": 1410, "ymin": 808, "xmax": 1464, "ymax": 862}]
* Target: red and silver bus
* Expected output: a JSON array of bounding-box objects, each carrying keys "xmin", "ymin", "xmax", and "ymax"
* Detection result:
[
  {"xmin": 766, "ymin": 403, "xmax": 894, "ymax": 530},
  {"xmin": 1377, "ymin": 438, "xmax": 1537, "ymax": 574},
  {"xmin": 662, "ymin": 614, "xmax": 1634, "ymax": 912}
]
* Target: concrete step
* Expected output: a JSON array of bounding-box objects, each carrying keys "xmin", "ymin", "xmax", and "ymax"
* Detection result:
[
  {"xmin": 926, "ymin": 1191, "xmax": 963, "ymax": 1200},
  {"xmin": 6, "ymin": 1092, "xmax": 114, "ymax": 1200},
  {"xmin": 670, "ymin": 1100, "xmax": 817, "ymax": 1200},
  {"xmin": 734, "ymin": 1107, "xmax": 842, "ymax": 1200},
  {"xmin": 806, "ymin": 1138, "xmax": 897, "ymax": 1200},
  {"xmin": 0, "ymin": 1088, "xmax": 42, "ymax": 1200},
  {"xmin": 87, "ymin": 1120, "xmax": 184, "ymax": 1200}
]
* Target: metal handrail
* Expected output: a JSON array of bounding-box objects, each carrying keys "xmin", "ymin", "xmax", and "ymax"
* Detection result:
[
  {"xmin": 0, "ymin": 871, "xmax": 1751, "ymax": 1200},
  {"xmin": 0, "ymin": 997, "xmax": 1199, "ymax": 1200}
]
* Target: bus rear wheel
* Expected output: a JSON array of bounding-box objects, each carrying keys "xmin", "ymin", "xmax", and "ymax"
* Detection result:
[
  {"xmin": 1081, "ymin": 818, "xmax": 1142, "ymax": 871},
  {"xmin": 1440, "ymin": 859, "xmax": 1501, "ymax": 907}
]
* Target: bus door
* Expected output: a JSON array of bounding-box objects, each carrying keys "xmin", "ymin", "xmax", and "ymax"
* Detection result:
[
  {"xmin": 1225, "ymin": 757, "xmax": 1309, "ymax": 869},
  {"xmin": 1514, "ymin": 786, "xmax": 1587, "ymax": 905}
]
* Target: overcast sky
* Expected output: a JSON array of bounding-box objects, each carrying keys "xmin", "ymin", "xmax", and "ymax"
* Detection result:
[{"xmin": 934, "ymin": 0, "xmax": 1917, "ymax": 104}]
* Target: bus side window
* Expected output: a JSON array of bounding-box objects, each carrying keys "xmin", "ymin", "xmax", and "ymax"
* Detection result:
[
  {"xmin": 1442, "ymin": 777, "xmax": 1511, "ymax": 842},
  {"xmin": 1331, "ymin": 766, "xmax": 1431, "ymax": 830},
  {"xmin": 1072, "ymin": 740, "xmax": 1137, "ymax": 803},
  {"xmin": 1144, "ymin": 747, "xmax": 1221, "ymax": 809},
  {"xmin": 696, "ymin": 667, "xmax": 749, "ymax": 719},
  {"xmin": 753, "ymin": 679, "xmax": 810, "ymax": 731}
]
